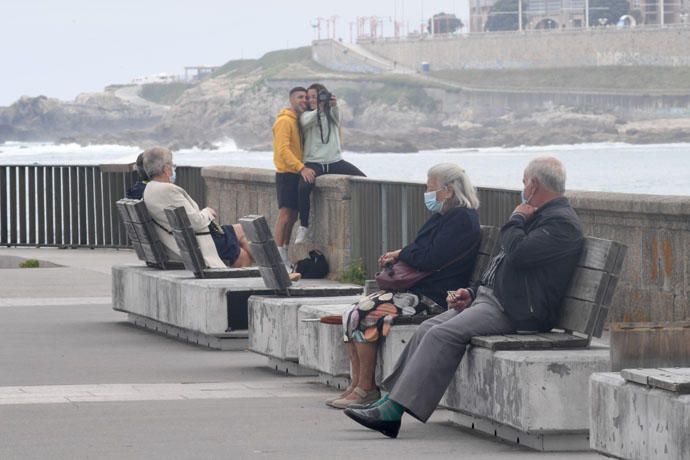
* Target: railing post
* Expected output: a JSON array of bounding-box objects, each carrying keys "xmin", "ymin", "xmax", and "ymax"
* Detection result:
[{"xmin": 381, "ymin": 184, "xmax": 388, "ymax": 254}]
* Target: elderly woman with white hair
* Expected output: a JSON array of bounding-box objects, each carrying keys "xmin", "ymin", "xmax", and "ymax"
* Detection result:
[{"xmin": 327, "ymin": 163, "xmax": 481, "ymax": 409}]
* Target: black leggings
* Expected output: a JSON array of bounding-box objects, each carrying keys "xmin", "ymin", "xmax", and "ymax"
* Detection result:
[{"xmin": 298, "ymin": 160, "xmax": 366, "ymax": 227}]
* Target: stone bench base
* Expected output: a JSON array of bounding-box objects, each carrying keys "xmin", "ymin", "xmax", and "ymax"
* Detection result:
[
  {"xmin": 113, "ymin": 264, "xmax": 360, "ymax": 350},
  {"xmin": 590, "ymin": 372, "xmax": 690, "ymax": 459},
  {"xmin": 128, "ymin": 313, "xmax": 248, "ymax": 351},
  {"xmin": 298, "ymin": 304, "xmax": 354, "ymax": 382},
  {"xmin": 448, "ymin": 411, "xmax": 590, "ymax": 451},
  {"xmin": 248, "ymin": 296, "xmax": 360, "ymax": 362}
]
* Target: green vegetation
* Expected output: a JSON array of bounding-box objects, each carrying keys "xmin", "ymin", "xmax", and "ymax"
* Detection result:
[
  {"xmin": 214, "ymin": 47, "xmax": 315, "ymax": 77},
  {"xmin": 140, "ymin": 82, "xmax": 194, "ymax": 105},
  {"xmin": 486, "ymin": 0, "xmax": 528, "ymax": 31},
  {"xmin": 431, "ymin": 67, "xmax": 690, "ymax": 93},
  {"xmin": 339, "ymin": 83, "xmax": 438, "ymax": 112},
  {"xmin": 339, "ymin": 260, "xmax": 367, "ymax": 286},
  {"xmin": 19, "ymin": 259, "xmax": 40, "ymax": 268}
]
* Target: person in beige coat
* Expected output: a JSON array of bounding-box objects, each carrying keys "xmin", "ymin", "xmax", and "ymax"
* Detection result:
[{"xmin": 142, "ymin": 147, "xmax": 253, "ymax": 268}]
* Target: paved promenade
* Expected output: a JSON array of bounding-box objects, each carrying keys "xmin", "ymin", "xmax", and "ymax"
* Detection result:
[{"xmin": 0, "ymin": 248, "xmax": 603, "ymax": 459}]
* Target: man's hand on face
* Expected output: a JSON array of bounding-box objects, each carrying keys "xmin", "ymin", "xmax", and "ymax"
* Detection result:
[
  {"xmin": 300, "ymin": 167, "xmax": 317, "ymax": 184},
  {"xmin": 447, "ymin": 288, "xmax": 473, "ymax": 311},
  {"xmin": 513, "ymin": 203, "xmax": 537, "ymax": 219}
]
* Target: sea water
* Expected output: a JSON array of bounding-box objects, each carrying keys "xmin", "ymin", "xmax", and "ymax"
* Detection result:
[{"xmin": 1, "ymin": 140, "xmax": 689, "ymax": 196}]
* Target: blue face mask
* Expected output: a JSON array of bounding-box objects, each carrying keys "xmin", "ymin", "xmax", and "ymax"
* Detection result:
[
  {"xmin": 424, "ymin": 190, "xmax": 443, "ymax": 213},
  {"xmin": 170, "ymin": 166, "xmax": 177, "ymax": 184}
]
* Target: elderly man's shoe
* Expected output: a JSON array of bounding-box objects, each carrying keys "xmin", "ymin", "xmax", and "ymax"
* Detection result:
[{"xmin": 344, "ymin": 406, "xmax": 401, "ymax": 438}]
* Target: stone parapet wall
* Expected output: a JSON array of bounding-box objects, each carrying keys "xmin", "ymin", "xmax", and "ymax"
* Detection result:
[
  {"xmin": 358, "ymin": 27, "xmax": 690, "ymax": 70},
  {"xmin": 203, "ymin": 166, "xmax": 690, "ymax": 323},
  {"xmin": 203, "ymin": 167, "xmax": 354, "ymax": 278},
  {"xmin": 568, "ymin": 191, "xmax": 690, "ymax": 322}
]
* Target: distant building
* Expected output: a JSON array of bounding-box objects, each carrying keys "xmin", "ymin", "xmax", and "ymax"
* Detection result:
[
  {"xmin": 470, "ymin": 0, "xmax": 690, "ymax": 31},
  {"xmin": 131, "ymin": 73, "xmax": 178, "ymax": 85}
]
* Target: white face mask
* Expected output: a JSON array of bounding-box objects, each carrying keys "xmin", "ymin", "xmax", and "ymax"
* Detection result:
[{"xmin": 424, "ymin": 189, "xmax": 444, "ymax": 213}]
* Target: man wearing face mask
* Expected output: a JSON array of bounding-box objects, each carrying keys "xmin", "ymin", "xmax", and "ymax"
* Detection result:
[
  {"xmin": 345, "ymin": 156, "xmax": 584, "ymax": 438},
  {"xmin": 142, "ymin": 147, "xmax": 254, "ymax": 268}
]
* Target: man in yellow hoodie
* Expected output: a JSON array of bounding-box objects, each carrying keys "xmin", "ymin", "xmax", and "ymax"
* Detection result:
[{"xmin": 273, "ymin": 86, "xmax": 313, "ymax": 268}]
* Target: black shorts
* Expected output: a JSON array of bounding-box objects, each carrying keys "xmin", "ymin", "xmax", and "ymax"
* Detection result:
[
  {"xmin": 210, "ymin": 224, "xmax": 241, "ymax": 265},
  {"xmin": 275, "ymin": 172, "xmax": 299, "ymax": 210}
]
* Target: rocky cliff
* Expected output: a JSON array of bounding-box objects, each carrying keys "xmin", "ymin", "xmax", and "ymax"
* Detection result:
[{"xmin": 2, "ymin": 46, "xmax": 690, "ymax": 151}]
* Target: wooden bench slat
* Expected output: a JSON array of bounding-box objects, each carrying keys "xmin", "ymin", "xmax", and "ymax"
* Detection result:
[
  {"xmin": 557, "ymin": 297, "xmax": 599, "ymax": 336},
  {"xmin": 259, "ymin": 265, "xmax": 292, "ymax": 290},
  {"xmin": 471, "ymin": 336, "xmax": 525, "ymax": 350},
  {"xmin": 577, "ymin": 238, "xmax": 622, "ymax": 272},
  {"xmin": 621, "ymin": 368, "xmax": 690, "ymax": 394},
  {"xmin": 565, "ymin": 268, "xmax": 610, "ymax": 304},
  {"xmin": 478, "ymin": 225, "xmax": 499, "ymax": 255},
  {"xmin": 503, "ymin": 334, "xmax": 554, "ymax": 349},
  {"xmin": 535, "ymin": 332, "xmax": 589, "ymax": 348},
  {"xmin": 239, "ymin": 215, "xmax": 273, "ymax": 243},
  {"xmin": 249, "ymin": 240, "xmax": 283, "ymax": 268}
]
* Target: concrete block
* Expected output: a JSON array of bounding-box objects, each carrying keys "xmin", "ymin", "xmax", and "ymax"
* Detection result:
[
  {"xmin": 298, "ymin": 303, "xmax": 353, "ymax": 375},
  {"xmin": 248, "ymin": 295, "xmax": 359, "ymax": 362},
  {"xmin": 590, "ymin": 372, "xmax": 690, "ymax": 460},
  {"xmin": 113, "ymin": 265, "xmax": 360, "ymax": 349},
  {"xmin": 442, "ymin": 346, "xmax": 611, "ymax": 436},
  {"xmin": 380, "ymin": 325, "xmax": 418, "ymax": 379}
]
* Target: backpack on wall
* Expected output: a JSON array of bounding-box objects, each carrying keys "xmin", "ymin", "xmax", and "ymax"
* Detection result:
[{"xmin": 295, "ymin": 250, "xmax": 329, "ymax": 279}]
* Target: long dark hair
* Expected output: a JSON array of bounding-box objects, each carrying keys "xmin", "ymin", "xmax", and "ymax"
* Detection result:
[{"xmin": 308, "ymin": 83, "xmax": 336, "ymax": 144}]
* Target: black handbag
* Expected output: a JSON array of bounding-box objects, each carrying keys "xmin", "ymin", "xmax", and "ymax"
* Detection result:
[{"xmin": 295, "ymin": 250, "xmax": 329, "ymax": 278}]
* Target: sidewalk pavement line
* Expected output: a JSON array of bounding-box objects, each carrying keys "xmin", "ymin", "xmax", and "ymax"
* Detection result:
[
  {"xmin": 0, "ymin": 381, "xmax": 335, "ymax": 406},
  {"xmin": 0, "ymin": 297, "xmax": 112, "ymax": 307}
]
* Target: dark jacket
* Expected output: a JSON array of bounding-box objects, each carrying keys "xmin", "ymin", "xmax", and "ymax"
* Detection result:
[
  {"xmin": 399, "ymin": 206, "xmax": 481, "ymax": 306},
  {"xmin": 471, "ymin": 197, "xmax": 583, "ymax": 331},
  {"xmin": 126, "ymin": 181, "xmax": 148, "ymax": 200}
]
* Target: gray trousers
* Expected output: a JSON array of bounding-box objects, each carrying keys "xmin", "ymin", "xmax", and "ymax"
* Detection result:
[{"xmin": 381, "ymin": 287, "xmax": 515, "ymax": 422}]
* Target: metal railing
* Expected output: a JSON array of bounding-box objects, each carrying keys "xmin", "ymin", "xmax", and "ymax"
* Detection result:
[
  {"xmin": 0, "ymin": 165, "xmax": 204, "ymax": 248},
  {"xmin": 350, "ymin": 177, "xmax": 520, "ymax": 276}
]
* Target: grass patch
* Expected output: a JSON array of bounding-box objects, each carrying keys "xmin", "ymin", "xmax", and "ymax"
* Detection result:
[
  {"xmin": 339, "ymin": 260, "xmax": 367, "ymax": 286},
  {"xmin": 213, "ymin": 47, "xmax": 313, "ymax": 78},
  {"xmin": 338, "ymin": 82, "xmax": 438, "ymax": 112},
  {"xmin": 431, "ymin": 66, "xmax": 690, "ymax": 93},
  {"xmin": 19, "ymin": 259, "xmax": 40, "ymax": 268},
  {"xmin": 140, "ymin": 82, "xmax": 194, "ymax": 105}
]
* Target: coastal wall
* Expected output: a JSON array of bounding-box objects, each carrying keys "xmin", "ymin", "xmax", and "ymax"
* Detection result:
[
  {"xmin": 357, "ymin": 27, "xmax": 690, "ymax": 70},
  {"xmin": 204, "ymin": 166, "xmax": 690, "ymax": 324}
]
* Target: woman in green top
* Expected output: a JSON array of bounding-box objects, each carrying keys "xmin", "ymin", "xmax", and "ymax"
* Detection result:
[{"xmin": 296, "ymin": 83, "xmax": 366, "ymax": 244}]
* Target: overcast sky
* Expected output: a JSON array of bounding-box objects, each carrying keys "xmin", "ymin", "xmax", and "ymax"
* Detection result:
[{"xmin": 0, "ymin": 0, "xmax": 469, "ymax": 106}]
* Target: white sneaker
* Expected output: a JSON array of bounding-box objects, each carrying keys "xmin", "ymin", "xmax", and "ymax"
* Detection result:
[{"xmin": 295, "ymin": 226, "xmax": 310, "ymax": 244}]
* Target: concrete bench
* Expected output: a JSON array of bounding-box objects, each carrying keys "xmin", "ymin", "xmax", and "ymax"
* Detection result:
[
  {"xmin": 437, "ymin": 236, "xmax": 627, "ymax": 450},
  {"xmin": 115, "ymin": 198, "xmax": 183, "ymax": 269},
  {"xmin": 590, "ymin": 368, "xmax": 690, "ymax": 459},
  {"xmin": 113, "ymin": 213, "xmax": 362, "ymax": 350}
]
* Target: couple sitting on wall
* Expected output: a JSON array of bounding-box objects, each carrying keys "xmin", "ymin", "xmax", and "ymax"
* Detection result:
[
  {"xmin": 334, "ymin": 157, "xmax": 584, "ymax": 441},
  {"xmin": 140, "ymin": 147, "xmax": 254, "ymax": 269}
]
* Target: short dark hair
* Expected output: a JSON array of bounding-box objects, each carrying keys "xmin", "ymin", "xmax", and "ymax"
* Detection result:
[
  {"xmin": 135, "ymin": 152, "xmax": 149, "ymax": 181},
  {"xmin": 289, "ymin": 86, "xmax": 307, "ymax": 96}
]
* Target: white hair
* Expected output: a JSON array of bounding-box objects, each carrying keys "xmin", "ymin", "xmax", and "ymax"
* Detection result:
[
  {"xmin": 525, "ymin": 156, "xmax": 566, "ymax": 194},
  {"xmin": 427, "ymin": 163, "xmax": 480, "ymax": 210},
  {"xmin": 143, "ymin": 147, "xmax": 173, "ymax": 178}
]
